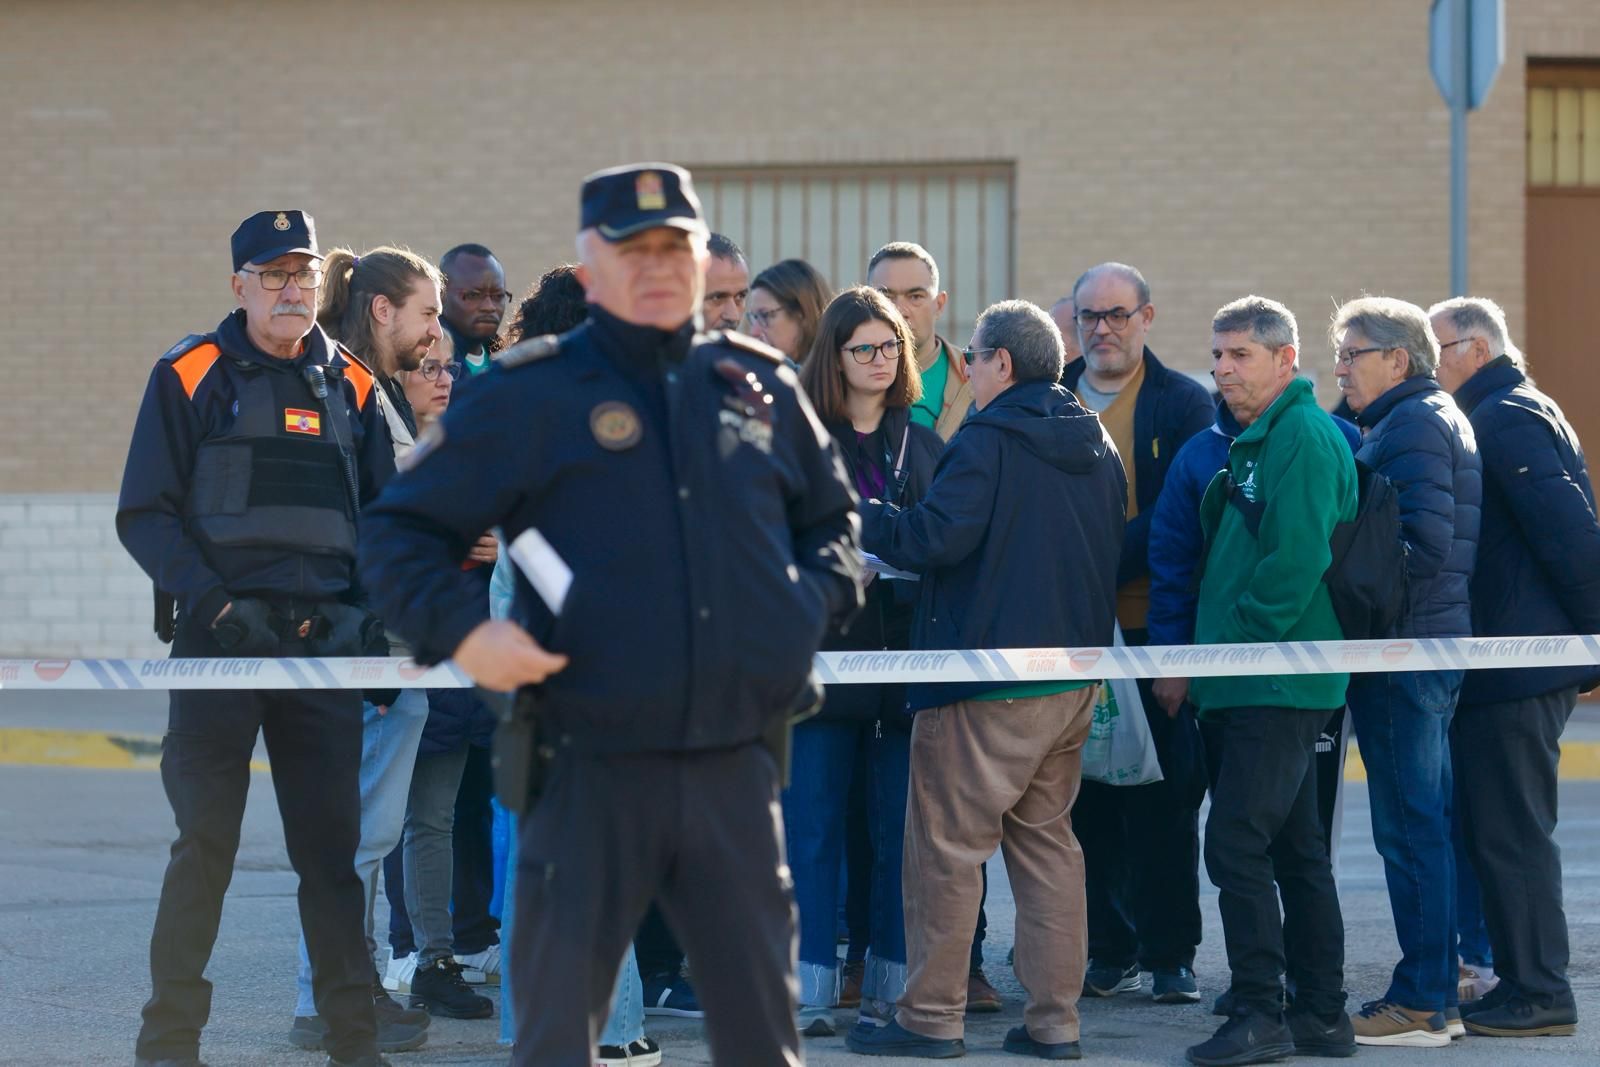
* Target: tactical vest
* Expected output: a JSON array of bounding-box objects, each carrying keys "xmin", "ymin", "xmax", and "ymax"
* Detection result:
[{"xmin": 184, "ymin": 350, "xmax": 359, "ymax": 560}]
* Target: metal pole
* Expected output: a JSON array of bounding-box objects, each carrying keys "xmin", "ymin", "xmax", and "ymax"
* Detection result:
[{"xmin": 1450, "ymin": 0, "xmax": 1470, "ymax": 296}]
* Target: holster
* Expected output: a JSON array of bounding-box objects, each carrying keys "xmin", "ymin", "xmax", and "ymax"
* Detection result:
[{"xmin": 487, "ymin": 685, "xmax": 549, "ymax": 817}]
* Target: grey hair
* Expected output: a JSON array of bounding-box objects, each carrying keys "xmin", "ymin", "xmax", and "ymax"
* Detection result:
[
  {"xmin": 1428, "ymin": 295, "xmax": 1526, "ymax": 371},
  {"xmin": 974, "ymin": 299, "xmax": 1065, "ymax": 384},
  {"xmin": 1330, "ymin": 296, "xmax": 1439, "ymax": 379},
  {"xmin": 1072, "ymin": 262, "xmax": 1151, "ymax": 307},
  {"xmin": 1212, "ymin": 295, "xmax": 1300, "ymax": 365}
]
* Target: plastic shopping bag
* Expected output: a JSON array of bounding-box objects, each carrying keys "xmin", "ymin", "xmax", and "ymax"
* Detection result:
[{"xmin": 1080, "ymin": 625, "xmax": 1164, "ymax": 786}]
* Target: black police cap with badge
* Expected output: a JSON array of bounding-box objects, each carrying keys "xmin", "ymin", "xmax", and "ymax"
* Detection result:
[
  {"xmin": 579, "ymin": 162, "xmax": 707, "ymax": 242},
  {"xmin": 231, "ymin": 210, "xmax": 319, "ymax": 272}
]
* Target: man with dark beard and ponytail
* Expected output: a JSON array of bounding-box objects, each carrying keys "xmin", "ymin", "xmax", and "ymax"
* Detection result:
[
  {"xmin": 279, "ymin": 248, "xmax": 499, "ymax": 1044},
  {"xmin": 118, "ymin": 211, "xmax": 396, "ymax": 1067}
]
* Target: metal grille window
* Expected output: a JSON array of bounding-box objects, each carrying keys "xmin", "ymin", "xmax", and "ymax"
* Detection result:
[
  {"xmin": 691, "ymin": 164, "xmax": 1014, "ymax": 347},
  {"xmin": 1528, "ymin": 63, "xmax": 1600, "ymax": 187}
]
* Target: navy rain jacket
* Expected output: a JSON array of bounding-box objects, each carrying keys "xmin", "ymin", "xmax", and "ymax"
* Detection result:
[{"xmin": 861, "ymin": 379, "xmax": 1126, "ymax": 712}]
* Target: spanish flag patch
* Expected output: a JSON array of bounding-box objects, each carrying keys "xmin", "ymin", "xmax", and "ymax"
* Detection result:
[{"xmin": 284, "ymin": 408, "xmax": 321, "ymax": 435}]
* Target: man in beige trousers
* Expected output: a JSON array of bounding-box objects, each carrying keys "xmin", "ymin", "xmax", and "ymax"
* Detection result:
[{"xmin": 848, "ymin": 299, "xmax": 1128, "ymax": 1060}]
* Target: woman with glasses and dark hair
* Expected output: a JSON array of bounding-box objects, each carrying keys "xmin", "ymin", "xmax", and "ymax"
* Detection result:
[
  {"xmin": 787, "ymin": 287, "xmax": 945, "ymax": 1037},
  {"xmin": 747, "ymin": 258, "xmax": 833, "ymax": 365}
]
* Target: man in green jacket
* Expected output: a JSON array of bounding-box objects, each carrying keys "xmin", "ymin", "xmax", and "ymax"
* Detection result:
[{"xmin": 1179, "ymin": 296, "xmax": 1357, "ymax": 1067}]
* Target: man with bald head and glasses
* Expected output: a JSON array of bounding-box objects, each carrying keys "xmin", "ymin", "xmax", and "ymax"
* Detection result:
[
  {"xmin": 440, "ymin": 243, "xmax": 511, "ymax": 374},
  {"xmin": 1060, "ymin": 262, "xmax": 1213, "ymax": 1009}
]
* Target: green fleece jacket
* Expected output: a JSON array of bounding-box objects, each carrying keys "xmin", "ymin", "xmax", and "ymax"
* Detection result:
[{"xmin": 1190, "ymin": 377, "xmax": 1356, "ymax": 715}]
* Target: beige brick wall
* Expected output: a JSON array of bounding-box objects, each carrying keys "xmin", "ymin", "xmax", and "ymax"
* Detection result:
[
  {"xmin": 5, "ymin": 0, "xmax": 1596, "ymax": 497},
  {"xmin": 3, "ymin": 1, "xmax": 1598, "ymax": 655}
]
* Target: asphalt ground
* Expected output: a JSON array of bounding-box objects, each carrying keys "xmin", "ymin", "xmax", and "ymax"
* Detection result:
[{"xmin": 2, "ymin": 690, "xmax": 1596, "ymax": 1066}]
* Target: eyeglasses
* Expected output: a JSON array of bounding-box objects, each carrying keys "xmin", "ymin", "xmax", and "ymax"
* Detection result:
[
  {"xmin": 962, "ymin": 346, "xmax": 999, "ymax": 366},
  {"xmin": 1075, "ymin": 304, "xmax": 1148, "ymax": 332},
  {"xmin": 1333, "ymin": 345, "xmax": 1391, "ymax": 367},
  {"xmin": 241, "ymin": 267, "xmax": 323, "ymax": 291},
  {"xmin": 1437, "ymin": 337, "xmax": 1475, "ymax": 353},
  {"xmin": 747, "ymin": 307, "xmax": 789, "ymax": 329},
  {"xmin": 843, "ymin": 339, "xmax": 904, "ymax": 364},
  {"xmin": 417, "ymin": 360, "xmax": 461, "ymax": 381},
  {"xmin": 452, "ymin": 288, "xmax": 512, "ymax": 305}
]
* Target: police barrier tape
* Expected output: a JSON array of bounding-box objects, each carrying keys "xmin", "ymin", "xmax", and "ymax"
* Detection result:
[{"xmin": 2, "ymin": 634, "xmax": 1600, "ymax": 691}]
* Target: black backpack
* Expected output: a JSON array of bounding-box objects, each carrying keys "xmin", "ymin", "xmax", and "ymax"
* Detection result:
[{"xmin": 1225, "ymin": 459, "xmax": 1408, "ymax": 640}]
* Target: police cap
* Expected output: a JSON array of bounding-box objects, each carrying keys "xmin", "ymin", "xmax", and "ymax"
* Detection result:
[
  {"xmin": 231, "ymin": 210, "xmax": 320, "ymax": 272},
  {"xmin": 579, "ymin": 163, "xmax": 706, "ymax": 242}
]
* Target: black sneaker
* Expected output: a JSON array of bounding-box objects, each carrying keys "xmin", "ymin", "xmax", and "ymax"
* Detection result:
[
  {"xmin": 372, "ymin": 973, "xmax": 431, "ymax": 1029},
  {"xmin": 409, "ymin": 957, "xmax": 494, "ymax": 1019},
  {"xmin": 1003, "ymin": 1024, "xmax": 1083, "ymax": 1059},
  {"xmin": 1083, "ymin": 960, "xmax": 1141, "ymax": 998},
  {"xmin": 642, "ymin": 971, "xmax": 704, "ymax": 1018},
  {"xmin": 1185, "ymin": 1010, "xmax": 1294, "ymax": 1066},
  {"xmin": 1287, "ymin": 1007, "xmax": 1357, "ymax": 1058},
  {"xmin": 1462, "ymin": 992, "xmax": 1578, "ymax": 1037},
  {"xmin": 596, "ymin": 1036, "xmax": 663, "ymax": 1066},
  {"xmin": 1153, "ymin": 966, "xmax": 1202, "ymax": 1004},
  {"xmin": 287, "ymin": 1014, "xmax": 428, "ymax": 1054}
]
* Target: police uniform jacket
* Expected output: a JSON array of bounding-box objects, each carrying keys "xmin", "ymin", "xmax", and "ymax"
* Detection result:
[
  {"xmin": 359, "ymin": 305, "xmax": 864, "ymax": 755},
  {"xmin": 117, "ymin": 309, "xmax": 394, "ymax": 626}
]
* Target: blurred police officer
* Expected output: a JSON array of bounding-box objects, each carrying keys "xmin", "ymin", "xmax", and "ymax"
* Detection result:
[
  {"xmin": 117, "ymin": 211, "xmax": 398, "ymax": 1067},
  {"xmin": 359, "ymin": 163, "xmax": 863, "ymax": 1067}
]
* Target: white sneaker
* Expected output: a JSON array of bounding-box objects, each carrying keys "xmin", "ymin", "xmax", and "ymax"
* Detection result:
[
  {"xmin": 453, "ymin": 945, "xmax": 502, "ymax": 985},
  {"xmin": 383, "ymin": 952, "xmax": 418, "ymax": 994}
]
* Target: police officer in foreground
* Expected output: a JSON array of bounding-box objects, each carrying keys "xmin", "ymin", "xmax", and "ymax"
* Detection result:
[
  {"xmin": 359, "ymin": 163, "xmax": 863, "ymax": 1066},
  {"xmin": 118, "ymin": 211, "xmax": 401, "ymax": 1067}
]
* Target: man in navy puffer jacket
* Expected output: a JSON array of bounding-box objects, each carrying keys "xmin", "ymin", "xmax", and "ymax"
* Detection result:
[
  {"xmin": 1429, "ymin": 296, "xmax": 1599, "ymax": 1039},
  {"xmin": 1332, "ymin": 297, "xmax": 1481, "ymax": 1047}
]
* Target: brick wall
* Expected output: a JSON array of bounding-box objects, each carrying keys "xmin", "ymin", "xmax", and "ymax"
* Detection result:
[
  {"xmin": 4, "ymin": 0, "xmax": 1598, "ymax": 655},
  {"xmin": 0, "ymin": 494, "xmax": 164, "ymax": 657}
]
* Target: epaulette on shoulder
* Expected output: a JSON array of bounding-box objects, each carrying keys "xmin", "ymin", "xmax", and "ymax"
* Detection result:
[
  {"xmin": 708, "ymin": 329, "xmax": 785, "ymax": 364},
  {"xmin": 497, "ymin": 334, "xmax": 562, "ymax": 369},
  {"xmin": 160, "ymin": 333, "xmax": 211, "ymax": 362}
]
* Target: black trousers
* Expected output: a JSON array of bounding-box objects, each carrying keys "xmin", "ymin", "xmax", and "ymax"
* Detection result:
[
  {"xmin": 136, "ymin": 621, "xmax": 374, "ymax": 1062},
  {"xmin": 1201, "ymin": 706, "xmax": 1345, "ymax": 1017},
  {"xmin": 1074, "ymin": 676, "xmax": 1205, "ymax": 971},
  {"xmin": 513, "ymin": 743, "xmax": 800, "ymax": 1066},
  {"xmin": 1454, "ymin": 687, "xmax": 1577, "ymax": 1001}
]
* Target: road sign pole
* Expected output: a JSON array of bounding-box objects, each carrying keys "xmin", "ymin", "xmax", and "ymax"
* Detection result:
[{"xmin": 1449, "ymin": 0, "xmax": 1470, "ymax": 296}]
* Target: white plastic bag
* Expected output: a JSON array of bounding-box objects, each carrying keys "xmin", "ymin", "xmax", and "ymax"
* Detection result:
[{"xmin": 1080, "ymin": 625, "xmax": 1164, "ymax": 786}]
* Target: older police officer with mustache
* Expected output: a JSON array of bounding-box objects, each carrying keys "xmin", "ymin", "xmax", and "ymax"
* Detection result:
[{"xmin": 117, "ymin": 211, "xmax": 399, "ymax": 1067}]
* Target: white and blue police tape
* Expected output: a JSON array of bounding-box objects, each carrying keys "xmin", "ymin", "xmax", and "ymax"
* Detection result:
[{"xmin": 2, "ymin": 634, "xmax": 1598, "ymax": 690}]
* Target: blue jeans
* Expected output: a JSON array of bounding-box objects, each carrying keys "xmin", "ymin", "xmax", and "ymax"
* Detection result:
[
  {"xmin": 1347, "ymin": 668, "xmax": 1463, "ymax": 1013},
  {"xmin": 782, "ymin": 719, "xmax": 910, "ymax": 1009},
  {"xmin": 296, "ymin": 690, "xmax": 429, "ymax": 1016},
  {"xmin": 498, "ymin": 812, "xmax": 644, "ymax": 1048},
  {"xmin": 1448, "ymin": 720, "xmax": 1493, "ymax": 967}
]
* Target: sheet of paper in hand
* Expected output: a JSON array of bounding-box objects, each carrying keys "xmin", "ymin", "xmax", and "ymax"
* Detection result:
[{"xmin": 508, "ymin": 527, "xmax": 573, "ymax": 615}]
